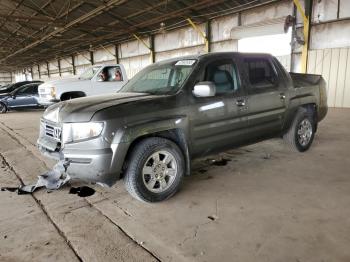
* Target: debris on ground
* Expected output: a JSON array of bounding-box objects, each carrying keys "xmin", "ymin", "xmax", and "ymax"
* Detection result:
[
  {"xmin": 262, "ymin": 153, "xmax": 271, "ymax": 160},
  {"xmin": 207, "ymin": 214, "xmax": 219, "ymax": 221},
  {"xmin": 1, "ymin": 160, "xmax": 70, "ymax": 195},
  {"xmin": 207, "ymin": 158, "xmax": 231, "ymax": 166},
  {"xmin": 69, "ymin": 186, "xmax": 95, "ymax": 197}
]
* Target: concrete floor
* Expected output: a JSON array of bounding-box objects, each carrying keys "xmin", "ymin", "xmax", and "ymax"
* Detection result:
[{"xmin": 0, "ymin": 108, "xmax": 349, "ymax": 262}]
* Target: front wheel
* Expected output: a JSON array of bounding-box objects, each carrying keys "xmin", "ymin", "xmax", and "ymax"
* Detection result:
[
  {"xmin": 283, "ymin": 107, "xmax": 315, "ymax": 152},
  {"xmin": 124, "ymin": 137, "xmax": 185, "ymax": 202},
  {"xmin": 0, "ymin": 102, "xmax": 7, "ymax": 114}
]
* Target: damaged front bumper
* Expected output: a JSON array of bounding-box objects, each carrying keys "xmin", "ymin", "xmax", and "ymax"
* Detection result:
[{"xmin": 37, "ymin": 120, "xmax": 129, "ymax": 186}]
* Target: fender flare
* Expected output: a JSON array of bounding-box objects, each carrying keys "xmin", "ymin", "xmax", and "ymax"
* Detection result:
[
  {"xmin": 111, "ymin": 116, "xmax": 191, "ymax": 176},
  {"xmin": 283, "ymin": 94, "xmax": 317, "ymax": 132}
]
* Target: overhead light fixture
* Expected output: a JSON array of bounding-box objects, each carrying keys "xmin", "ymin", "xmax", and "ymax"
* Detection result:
[{"xmin": 159, "ymin": 22, "xmax": 166, "ymax": 34}]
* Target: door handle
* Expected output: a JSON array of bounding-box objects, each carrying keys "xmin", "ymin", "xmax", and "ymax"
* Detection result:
[
  {"xmin": 236, "ymin": 99, "xmax": 246, "ymax": 107},
  {"xmin": 280, "ymin": 93, "xmax": 286, "ymax": 100}
]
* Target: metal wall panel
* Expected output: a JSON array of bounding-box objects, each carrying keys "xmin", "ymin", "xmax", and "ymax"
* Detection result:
[
  {"xmin": 0, "ymin": 71, "xmax": 12, "ymax": 84},
  {"xmin": 154, "ymin": 25, "xmax": 205, "ymax": 52},
  {"xmin": 39, "ymin": 63, "xmax": 49, "ymax": 80},
  {"xmin": 307, "ymin": 48, "xmax": 350, "ymax": 108},
  {"xmin": 312, "ymin": 0, "xmax": 338, "ymax": 22},
  {"xmin": 211, "ymin": 40, "xmax": 238, "ymax": 52},
  {"xmin": 276, "ymin": 55, "xmax": 291, "ymax": 71},
  {"xmin": 60, "ymin": 57, "xmax": 74, "ymax": 76},
  {"xmin": 119, "ymin": 54, "xmax": 151, "ymax": 78},
  {"xmin": 241, "ymin": 0, "xmax": 292, "ymax": 25},
  {"xmin": 75, "ymin": 51, "xmax": 91, "ymax": 66},
  {"xmin": 310, "ymin": 20, "xmax": 350, "ymax": 50},
  {"xmin": 340, "ymin": 0, "xmax": 350, "ymax": 18},
  {"xmin": 211, "ymin": 15, "xmax": 238, "ymax": 42},
  {"xmin": 48, "ymin": 60, "xmax": 60, "ymax": 79},
  {"xmin": 344, "ymin": 51, "xmax": 350, "ymax": 107},
  {"xmin": 31, "ymin": 66, "xmax": 39, "ymax": 80},
  {"xmin": 155, "ymin": 45, "xmax": 205, "ymax": 62},
  {"xmin": 93, "ymin": 45, "xmax": 115, "ymax": 63},
  {"xmin": 94, "ymin": 59, "xmax": 116, "ymax": 66},
  {"xmin": 119, "ymin": 38, "xmax": 150, "ymax": 58}
]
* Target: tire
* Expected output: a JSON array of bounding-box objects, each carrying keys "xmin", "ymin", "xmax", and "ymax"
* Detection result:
[
  {"xmin": 124, "ymin": 137, "xmax": 185, "ymax": 202},
  {"xmin": 0, "ymin": 102, "xmax": 7, "ymax": 114},
  {"xmin": 283, "ymin": 107, "xmax": 315, "ymax": 152}
]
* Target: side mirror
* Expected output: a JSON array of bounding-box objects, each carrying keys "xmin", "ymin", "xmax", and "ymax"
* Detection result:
[{"xmin": 192, "ymin": 82, "xmax": 216, "ymax": 97}]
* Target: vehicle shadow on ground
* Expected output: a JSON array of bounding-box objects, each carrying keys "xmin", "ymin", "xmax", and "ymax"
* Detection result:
[{"xmin": 177, "ymin": 139, "xmax": 293, "ymax": 197}]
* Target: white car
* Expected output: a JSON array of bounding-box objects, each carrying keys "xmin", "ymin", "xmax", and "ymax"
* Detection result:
[{"xmin": 38, "ymin": 64, "xmax": 128, "ymax": 106}]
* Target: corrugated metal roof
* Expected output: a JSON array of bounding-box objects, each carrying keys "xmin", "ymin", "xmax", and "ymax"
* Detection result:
[{"xmin": 0, "ymin": 0, "xmax": 278, "ymax": 70}]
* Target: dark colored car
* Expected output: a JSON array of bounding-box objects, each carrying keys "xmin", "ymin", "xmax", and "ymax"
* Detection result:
[
  {"xmin": 38, "ymin": 52, "xmax": 328, "ymax": 202},
  {"xmin": 0, "ymin": 80, "xmax": 42, "ymax": 94},
  {"xmin": 0, "ymin": 82, "xmax": 43, "ymax": 113}
]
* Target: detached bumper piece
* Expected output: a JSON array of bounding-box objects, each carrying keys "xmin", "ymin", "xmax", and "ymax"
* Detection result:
[{"xmin": 4, "ymin": 160, "xmax": 71, "ymax": 194}]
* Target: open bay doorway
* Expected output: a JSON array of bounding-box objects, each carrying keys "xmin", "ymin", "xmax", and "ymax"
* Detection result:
[{"xmin": 238, "ymin": 29, "xmax": 292, "ymax": 71}]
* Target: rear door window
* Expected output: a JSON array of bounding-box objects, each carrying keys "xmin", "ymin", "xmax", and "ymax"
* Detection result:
[{"xmin": 244, "ymin": 58, "xmax": 278, "ymax": 92}]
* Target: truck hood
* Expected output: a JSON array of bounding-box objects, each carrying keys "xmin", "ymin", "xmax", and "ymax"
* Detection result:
[
  {"xmin": 45, "ymin": 92, "xmax": 154, "ymax": 122},
  {"xmin": 39, "ymin": 77, "xmax": 86, "ymax": 88}
]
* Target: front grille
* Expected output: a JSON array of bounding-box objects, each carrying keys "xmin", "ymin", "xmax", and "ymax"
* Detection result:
[{"xmin": 42, "ymin": 121, "xmax": 61, "ymax": 141}]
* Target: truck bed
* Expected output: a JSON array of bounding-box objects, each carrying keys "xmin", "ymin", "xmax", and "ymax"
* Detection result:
[{"xmin": 290, "ymin": 72, "xmax": 322, "ymax": 88}]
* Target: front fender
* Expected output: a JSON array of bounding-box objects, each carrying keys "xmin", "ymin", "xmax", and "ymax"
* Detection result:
[
  {"xmin": 110, "ymin": 116, "xmax": 191, "ymax": 178},
  {"xmin": 113, "ymin": 116, "xmax": 189, "ymax": 144}
]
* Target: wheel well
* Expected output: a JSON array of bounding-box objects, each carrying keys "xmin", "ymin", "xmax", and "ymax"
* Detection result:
[
  {"xmin": 301, "ymin": 103, "xmax": 318, "ymax": 131},
  {"xmin": 121, "ymin": 129, "xmax": 190, "ymax": 178},
  {"xmin": 0, "ymin": 101, "xmax": 7, "ymax": 112},
  {"xmin": 60, "ymin": 91, "xmax": 86, "ymax": 101}
]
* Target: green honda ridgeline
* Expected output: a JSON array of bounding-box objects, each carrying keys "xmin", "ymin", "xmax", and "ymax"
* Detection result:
[{"xmin": 37, "ymin": 52, "xmax": 328, "ymax": 202}]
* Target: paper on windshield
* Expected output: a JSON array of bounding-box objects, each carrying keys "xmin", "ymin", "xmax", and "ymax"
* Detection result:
[{"xmin": 175, "ymin": 60, "xmax": 196, "ymax": 66}]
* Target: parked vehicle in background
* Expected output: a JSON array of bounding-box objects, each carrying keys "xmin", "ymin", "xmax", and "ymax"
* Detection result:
[
  {"xmin": 0, "ymin": 80, "xmax": 42, "ymax": 94},
  {"xmin": 0, "ymin": 82, "xmax": 44, "ymax": 113},
  {"xmin": 37, "ymin": 52, "xmax": 328, "ymax": 202},
  {"xmin": 38, "ymin": 64, "xmax": 128, "ymax": 106}
]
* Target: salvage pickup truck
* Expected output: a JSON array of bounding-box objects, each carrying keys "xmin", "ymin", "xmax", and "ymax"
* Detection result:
[
  {"xmin": 38, "ymin": 64, "xmax": 128, "ymax": 106},
  {"xmin": 37, "ymin": 52, "xmax": 328, "ymax": 202}
]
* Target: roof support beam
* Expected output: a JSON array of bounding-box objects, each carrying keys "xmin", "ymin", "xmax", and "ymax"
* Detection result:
[
  {"xmin": 293, "ymin": 0, "xmax": 312, "ymax": 73},
  {"xmin": 187, "ymin": 18, "xmax": 209, "ymax": 53},
  {"xmin": 133, "ymin": 33, "xmax": 154, "ymax": 63}
]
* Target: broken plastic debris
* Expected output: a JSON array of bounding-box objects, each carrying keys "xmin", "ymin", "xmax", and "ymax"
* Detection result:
[{"xmin": 1, "ymin": 160, "xmax": 71, "ymax": 194}]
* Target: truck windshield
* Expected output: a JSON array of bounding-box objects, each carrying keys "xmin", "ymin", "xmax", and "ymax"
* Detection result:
[
  {"xmin": 79, "ymin": 66, "xmax": 102, "ymax": 80},
  {"xmin": 120, "ymin": 59, "xmax": 197, "ymax": 95}
]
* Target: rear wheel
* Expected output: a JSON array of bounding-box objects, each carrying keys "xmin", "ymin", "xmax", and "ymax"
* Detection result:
[
  {"xmin": 0, "ymin": 102, "xmax": 7, "ymax": 114},
  {"xmin": 124, "ymin": 137, "xmax": 185, "ymax": 202},
  {"xmin": 283, "ymin": 107, "xmax": 315, "ymax": 152}
]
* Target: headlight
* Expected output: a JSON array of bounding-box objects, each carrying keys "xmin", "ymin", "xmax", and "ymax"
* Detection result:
[
  {"xmin": 62, "ymin": 122, "xmax": 104, "ymax": 143},
  {"xmin": 43, "ymin": 107, "xmax": 60, "ymax": 122},
  {"xmin": 50, "ymin": 87, "xmax": 56, "ymax": 98}
]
